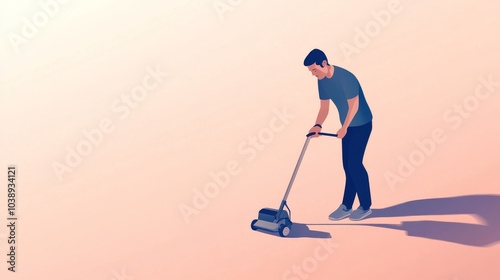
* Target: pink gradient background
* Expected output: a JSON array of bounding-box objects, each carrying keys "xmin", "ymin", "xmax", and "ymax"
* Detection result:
[{"xmin": 1, "ymin": 1, "xmax": 499, "ymax": 279}]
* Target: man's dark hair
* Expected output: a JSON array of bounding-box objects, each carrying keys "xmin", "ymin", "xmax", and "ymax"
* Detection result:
[{"xmin": 303, "ymin": 49, "xmax": 329, "ymax": 68}]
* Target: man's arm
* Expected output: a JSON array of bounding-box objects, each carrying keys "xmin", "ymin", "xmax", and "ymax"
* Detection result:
[
  {"xmin": 315, "ymin": 99, "xmax": 330, "ymax": 125},
  {"xmin": 337, "ymin": 96, "xmax": 359, "ymax": 138},
  {"xmin": 309, "ymin": 100, "xmax": 329, "ymax": 137}
]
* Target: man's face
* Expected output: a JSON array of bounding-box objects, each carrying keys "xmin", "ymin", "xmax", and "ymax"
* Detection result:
[{"xmin": 307, "ymin": 61, "xmax": 328, "ymax": 80}]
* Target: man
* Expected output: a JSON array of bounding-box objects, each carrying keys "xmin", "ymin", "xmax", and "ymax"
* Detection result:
[{"xmin": 304, "ymin": 49, "xmax": 373, "ymax": 221}]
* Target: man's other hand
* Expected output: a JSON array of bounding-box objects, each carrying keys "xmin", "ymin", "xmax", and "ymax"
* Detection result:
[{"xmin": 337, "ymin": 126, "xmax": 347, "ymax": 139}]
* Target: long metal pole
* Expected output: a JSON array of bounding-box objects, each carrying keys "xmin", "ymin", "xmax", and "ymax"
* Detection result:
[
  {"xmin": 282, "ymin": 137, "xmax": 311, "ymax": 202},
  {"xmin": 276, "ymin": 132, "xmax": 338, "ymax": 218}
]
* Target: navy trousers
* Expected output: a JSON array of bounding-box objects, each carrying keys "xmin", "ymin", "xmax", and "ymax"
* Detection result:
[{"xmin": 341, "ymin": 121, "xmax": 372, "ymax": 210}]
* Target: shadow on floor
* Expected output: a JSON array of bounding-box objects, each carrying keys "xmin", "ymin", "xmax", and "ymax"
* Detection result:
[
  {"xmin": 254, "ymin": 222, "xmax": 331, "ymax": 238},
  {"xmin": 309, "ymin": 194, "xmax": 500, "ymax": 247},
  {"xmin": 287, "ymin": 223, "xmax": 331, "ymax": 238}
]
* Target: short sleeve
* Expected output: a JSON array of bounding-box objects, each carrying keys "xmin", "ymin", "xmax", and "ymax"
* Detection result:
[{"xmin": 343, "ymin": 74, "xmax": 360, "ymax": 99}]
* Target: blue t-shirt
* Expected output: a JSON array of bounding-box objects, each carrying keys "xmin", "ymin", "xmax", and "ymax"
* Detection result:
[{"xmin": 318, "ymin": 66, "xmax": 373, "ymax": 127}]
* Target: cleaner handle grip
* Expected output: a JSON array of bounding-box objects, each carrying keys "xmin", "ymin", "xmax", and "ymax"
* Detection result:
[{"xmin": 306, "ymin": 132, "xmax": 338, "ymax": 138}]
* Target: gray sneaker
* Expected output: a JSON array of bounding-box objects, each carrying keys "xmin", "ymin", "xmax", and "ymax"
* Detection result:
[
  {"xmin": 349, "ymin": 206, "xmax": 372, "ymax": 221},
  {"xmin": 328, "ymin": 204, "xmax": 352, "ymax": 221}
]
